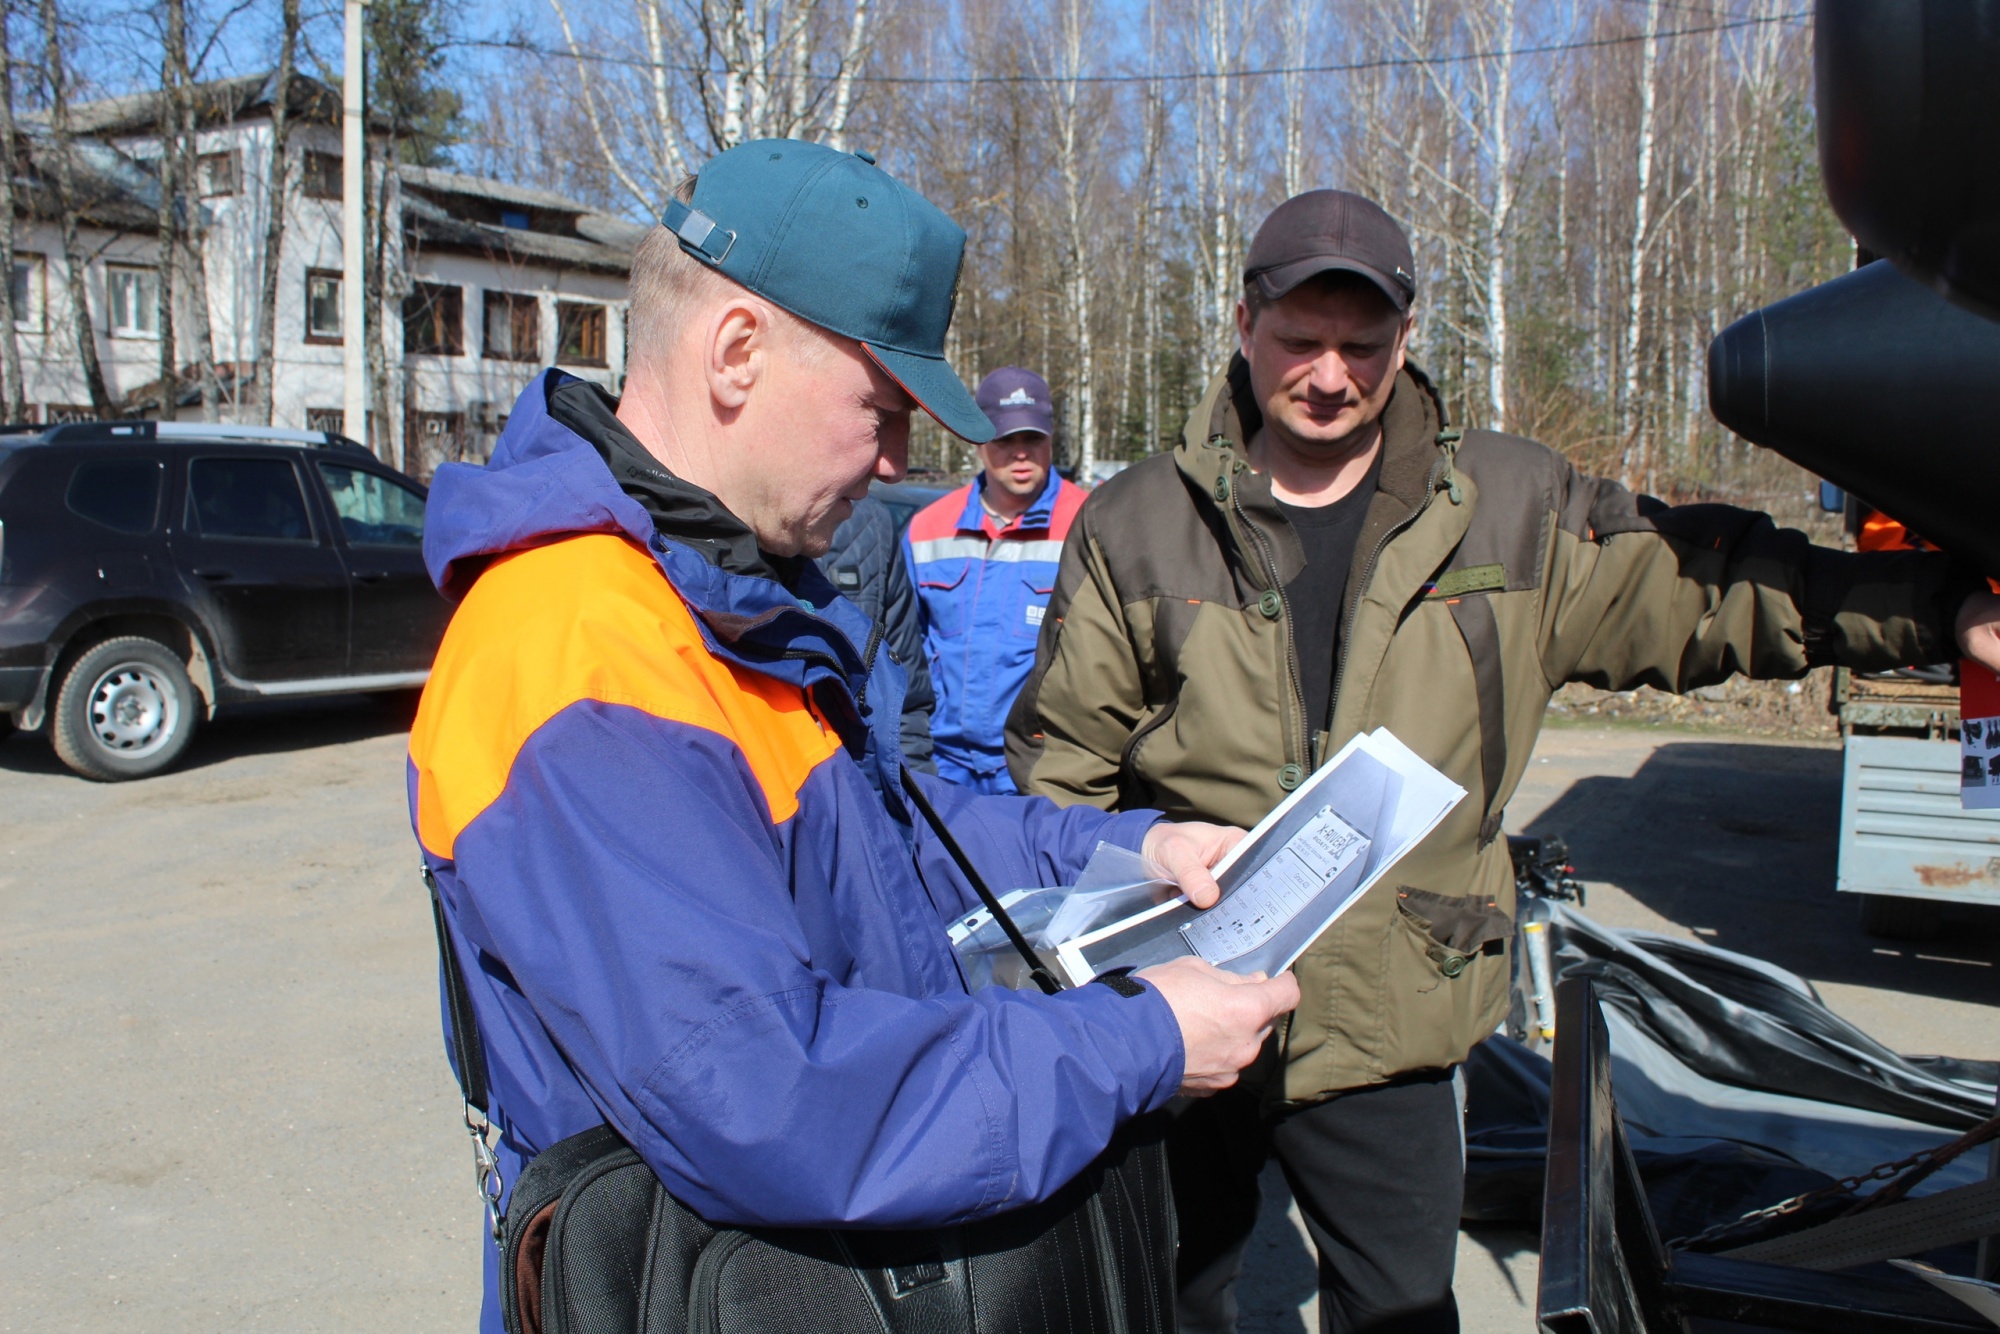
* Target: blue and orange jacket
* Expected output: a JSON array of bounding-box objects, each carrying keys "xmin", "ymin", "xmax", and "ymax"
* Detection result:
[
  {"xmin": 904, "ymin": 470, "xmax": 1087, "ymax": 793},
  {"xmin": 408, "ymin": 373, "xmax": 1182, "ymax": 1331}
]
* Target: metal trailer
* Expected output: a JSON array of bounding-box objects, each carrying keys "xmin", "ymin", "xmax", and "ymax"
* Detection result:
[
  {"xmin": 1535, "ymin": 976, "xmax": 1996, "ymax": 1334},
  {"xmin": 1834, "ymin": 669, "xmax": 2000, "ymax": 939}
]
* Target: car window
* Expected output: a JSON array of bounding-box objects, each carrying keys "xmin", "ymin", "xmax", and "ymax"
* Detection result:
[
  {"xmin": 316, "ymin": 463, "xmax": 425, "ymax": 547},
  {"xmin": 67, "ymin": 457, "xmax": 163, "ymax": 534},
  {"xmin": 186, "ymin": 457, "xmax": 314, "ymax": 541}
]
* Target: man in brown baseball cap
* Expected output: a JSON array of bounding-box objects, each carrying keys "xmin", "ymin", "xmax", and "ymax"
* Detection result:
[
  {"xmin": 1008, "ymin": 187, "xmax": 2000, "ymax": 1331},
  {"xmin": 1244, "ymin": 188, "xmax": 1418, "ymax": 314}
]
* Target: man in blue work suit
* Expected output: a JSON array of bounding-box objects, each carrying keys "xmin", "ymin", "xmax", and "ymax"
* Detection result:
[{"xmin": 905, "ymin": 367, "xmax": 1087, "ymax": 792}]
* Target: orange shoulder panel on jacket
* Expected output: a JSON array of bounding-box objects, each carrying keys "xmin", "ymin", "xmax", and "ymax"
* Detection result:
[{"xmin": 409, "ymin": 533, "xmax": 839, "ymax": 859}]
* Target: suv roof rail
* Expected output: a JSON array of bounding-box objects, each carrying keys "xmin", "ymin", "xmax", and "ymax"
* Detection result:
[
  {"xmin": 35, "ymin": 419, "xmax": 374, "ymax": 455},
  {"xmin": 42, "ymin": 420, "xmax": 159, "ymax": 443}
]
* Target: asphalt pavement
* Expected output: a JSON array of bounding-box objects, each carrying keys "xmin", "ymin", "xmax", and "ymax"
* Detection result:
[{"xmin": 3, "ymin": 704, "xmax": 1995, "ymax": 1333}]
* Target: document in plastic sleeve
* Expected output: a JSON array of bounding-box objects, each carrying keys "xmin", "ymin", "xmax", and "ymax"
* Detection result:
[
  {"xmin": 1053, "ymin": 728, "xmax": 1465, "ymax": 985},
  {"xmin": 1181, "ymin": 806, "xmax": 1369, "ymax": 964}
]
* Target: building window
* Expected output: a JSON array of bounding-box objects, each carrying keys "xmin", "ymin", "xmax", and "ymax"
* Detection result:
[
  {"xmin": 301, "ymin": 150, "xmax": 342, "ymax": 200},
  {"xmin": 106, "ymin": 264, "xmax": 161, "ymax": 338},
  {"xmin": 500, "ymin": 209, "xmax": 530, "ymax": 230},
  {"xmin": 304, "ymin": 407, "xmax": 346, "ymax": 435},
  {"xmin": 11, "ymin": 253, "xmax": 43, "ymax": 331},
  {"xmin": 556, "ymin": 301, "xmax": 607, "ymax": 367},
  {"xmin": 304, "ymin": 269, "xmax": 342, "ymax": 343},
  {"xmin": 409, "ymin": 409, "xmax": 470, "ymax": 478},
  {"xmin": 483, "ymin": 290, "xmax": 540, "ymax": 363},
  {"xmin": 197, "ymin": 150, "xmax": 240, "ymax": 197},
  {"xmin": 403, "ymin": 281, "xmax": 464, "ymax": 356}
]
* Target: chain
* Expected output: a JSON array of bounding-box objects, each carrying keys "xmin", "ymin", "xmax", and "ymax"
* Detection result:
[{"xmin": 1666, "ymin": 1111, "xmax": 2000, "ymax": 1252}]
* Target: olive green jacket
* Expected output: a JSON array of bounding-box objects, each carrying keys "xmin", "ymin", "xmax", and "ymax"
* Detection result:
[{"xmin": 1006, "ymin": 359, "xmax": 1972, "ymax": 1102}]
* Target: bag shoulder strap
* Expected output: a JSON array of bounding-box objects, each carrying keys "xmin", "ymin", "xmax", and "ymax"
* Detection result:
[
  {"xmin": 424, "ymin": 862, "xmax": 506, "ymax": 1238},
  {"xmin": 425, "ymin": 862, "xmax": 491, "ymax": 1113},
  {"xmin": 897, "ymin": 765, "xmax": 1065, "ymax": 995}
]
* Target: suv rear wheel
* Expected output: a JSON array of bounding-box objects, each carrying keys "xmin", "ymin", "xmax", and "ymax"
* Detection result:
[{"xmin": 51, "ymin": 636, "xmax": 198, "ymax": 781}]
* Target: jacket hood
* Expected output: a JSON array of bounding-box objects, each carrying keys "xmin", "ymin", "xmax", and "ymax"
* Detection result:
[
  {"xmin": 1172, "ymin": 354, "xmax": 1452, "ymax": 588},
  {"xmin": 422, "ymin": 370, "xmax": 879, "ymax": 748},
  {"xmin": 423, "ymin": 370, "xmax": 656, "ymax": 602}
]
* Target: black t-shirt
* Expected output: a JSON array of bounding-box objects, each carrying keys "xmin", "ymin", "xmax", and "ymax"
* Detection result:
[{"xmin": 1274, "ymin": 454, "xmax": 1381, "ymax": 737}]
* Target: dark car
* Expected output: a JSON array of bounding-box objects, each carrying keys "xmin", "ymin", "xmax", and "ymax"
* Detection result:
[
  {"xmin": 868, "ymin": 478, "xmax": 950, "ymax": 532},
  {"xmin": 0, "ymin": 420, "xmax": 452, "ymax": 780}
]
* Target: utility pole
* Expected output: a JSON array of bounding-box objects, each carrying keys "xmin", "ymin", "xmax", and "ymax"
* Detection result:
[{"xmin": 342, "ymin": 0, "xmax": 368, "ymax": 449}]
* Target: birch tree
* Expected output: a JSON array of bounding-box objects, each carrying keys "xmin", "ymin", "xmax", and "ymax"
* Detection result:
[
  {"xmin": 152, "ymin": 0, "xmax": 179, "ymax": 417},
  {"xmin": 1035, "ymin": 0, "xmax": 1106, "ymax": 477},
  {"xmin": 1277, "ymin": 0, "xmax": 1312, "ymax": 200},
  {"xmin": 1182, "ymin": 0, "xmax": 1263, "ymax": 361},
  {"xmin": 39, "ymin": 0, "xmax": 109, "ymax": 417},
  {"xmin": 544, "ymin": 0, "xmax": 877, "ymax": 217},
  {"xmin": 0, "ymin": 4, "xmax": 24, "ymax": 421},
  {"xmin": 251, "ymin": 0, "xmax": 298, "ymax": 425},
  {"xmin": 1617, "ymin": 0, "xmax": 1661, "ymax": 486}
]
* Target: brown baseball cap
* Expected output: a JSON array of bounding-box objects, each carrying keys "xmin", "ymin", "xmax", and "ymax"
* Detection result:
[{"xmin": 1244, "ymin": 190, "xmax": 1417, "ymax": 312}]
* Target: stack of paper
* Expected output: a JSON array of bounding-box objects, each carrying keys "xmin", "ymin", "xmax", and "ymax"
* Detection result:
[
  {"xmin": 1049, "ymin": 728, "xmax": 1464, "ymax": 985},
  {"xmin": 944, "ymin": 728, "xmax": 1463, "ymax": 990}
]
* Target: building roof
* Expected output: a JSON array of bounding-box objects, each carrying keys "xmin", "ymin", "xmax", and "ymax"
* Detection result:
[
  {"xmin": 13, "ymin": 77, "xmax": 651, "ymax": 279},
  {"xmin": 398, "ymin": 165, "xmax": 602, "ymax": 217},
  {"xmin": 42, "ymin": 72, "xmax": 357, "ymax": 138},
  {"xmin": 399, "ymin": 171, "xmax": 647, "ymax": 276},
  {"xmin": 15, "ymin": 133, "xmax": 161, "ymax": 230}
]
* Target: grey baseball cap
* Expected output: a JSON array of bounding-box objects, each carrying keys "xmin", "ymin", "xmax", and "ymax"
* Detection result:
[
  {"xmin": 1244, "ymin": 190, "xmax": 1417, "ymax": 313},
  {"xmin": 974, "ymin": 367, "xmax": 1054, "ymax": 438}
]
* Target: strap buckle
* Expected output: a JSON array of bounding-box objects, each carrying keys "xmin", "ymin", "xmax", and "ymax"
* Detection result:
[
  {"xmin": 465, "ymin": 1102, "xmax": 505, "ymax": 1241},
  {"xmin": 659, "ymin": 199, "xmax": 736, "ymax": 265}
]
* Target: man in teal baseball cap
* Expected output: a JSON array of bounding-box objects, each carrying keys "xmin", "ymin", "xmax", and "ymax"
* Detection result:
[
  {"xmin": 608, "ymin": 138, "xmax": 997, "ymax": 560},
  {"xmin": 412, "ymin": 139, "xmax": 1297, "ymax": 1330}
]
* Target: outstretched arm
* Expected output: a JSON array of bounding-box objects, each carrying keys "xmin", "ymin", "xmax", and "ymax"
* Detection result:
[{"xmin": 1543, "ymin": 490, "xmax": 1983, "ymax": 691}]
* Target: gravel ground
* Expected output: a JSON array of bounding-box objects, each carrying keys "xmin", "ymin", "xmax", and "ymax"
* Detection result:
[{"xmin": 3, "ymin": 703, "xmax": 1994, "ymax": 1333}]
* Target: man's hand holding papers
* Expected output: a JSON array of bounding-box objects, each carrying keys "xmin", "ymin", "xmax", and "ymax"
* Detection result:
[
  {"xmin": 1141, "ymin": 820, "xmax": 1248, "ymax": 909},
  {"xmin": 1053, "ymin": 729, "xmax": 1465, "ymax": 986},
  {"xmin": 1140, "ymin": 956, "xmax": 1299, "ymax": 1095}
]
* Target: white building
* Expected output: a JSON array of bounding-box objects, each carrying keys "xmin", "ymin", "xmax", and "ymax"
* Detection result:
[{"xmin": 12, "ymin": 73, "xmax": 643, "ymax": 477}]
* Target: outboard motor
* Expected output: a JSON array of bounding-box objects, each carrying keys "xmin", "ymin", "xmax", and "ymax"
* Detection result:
[
  {"xmin": 1817, "ymin": 0, "xmax": 2000, "ymax": 319},
  {"xmin": 1708, "ymin": 260, "xmax": 2000, "ymax": 571},
  {"xmin": 1708, "ymin": 0, "xmax": 2000, "ymax": 574}
]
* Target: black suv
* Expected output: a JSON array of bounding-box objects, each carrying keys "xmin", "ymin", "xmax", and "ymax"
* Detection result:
[{"xmin": 0, "ymin": 420, "xmax": 451, "ymax": 780}]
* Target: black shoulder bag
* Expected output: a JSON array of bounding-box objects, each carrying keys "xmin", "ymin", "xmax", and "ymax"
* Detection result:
[{"xmin": 426, "ymin": 767, "xmax": 1176, "ymax": 1334}]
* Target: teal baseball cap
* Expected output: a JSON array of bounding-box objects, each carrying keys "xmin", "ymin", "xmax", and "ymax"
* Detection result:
[{"xmin": 659, "ymin": 139, "xmax": 995, "ymax": 444}]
